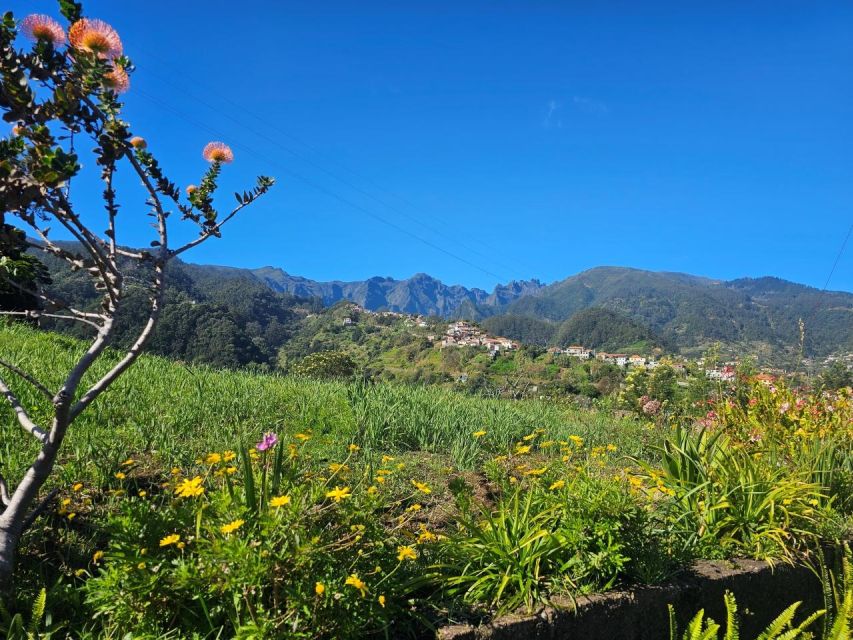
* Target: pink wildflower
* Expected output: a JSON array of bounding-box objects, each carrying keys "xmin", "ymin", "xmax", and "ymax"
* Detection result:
[{"xmin": 256, "ymin": 432, "xmax": 278, "ymax": 452}]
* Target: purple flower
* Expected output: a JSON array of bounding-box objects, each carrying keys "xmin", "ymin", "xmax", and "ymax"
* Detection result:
[{"xmin": 256, "ymin": 432, "xmax": 278, "ymax": 452}]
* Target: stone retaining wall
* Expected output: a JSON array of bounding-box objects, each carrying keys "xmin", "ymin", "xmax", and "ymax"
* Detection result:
[{"xmin": 438, "ymin": 559, "xmax": 823, "ymax": 640}]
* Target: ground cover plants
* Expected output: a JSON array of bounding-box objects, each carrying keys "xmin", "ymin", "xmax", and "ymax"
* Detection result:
[{"xmin": 1, "ymin": 323, "xmax": 851, "ymax": 638}]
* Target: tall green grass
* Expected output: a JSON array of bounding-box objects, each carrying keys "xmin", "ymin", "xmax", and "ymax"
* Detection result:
[{"xmin": 0, "ymin": 323, "xmax": 652, "ymax": 485}]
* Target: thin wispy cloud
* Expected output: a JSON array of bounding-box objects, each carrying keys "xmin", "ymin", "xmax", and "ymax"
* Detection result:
[
  {"xmin": 542, "ymin": 99, "xmax": 563, "ymax": 129},
  {"xmin": 572, "ymin": 96, "xmax": 609, "ymax": 115}
]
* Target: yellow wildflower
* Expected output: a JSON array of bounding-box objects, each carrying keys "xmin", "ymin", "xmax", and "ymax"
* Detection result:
[
  {"xmin": 378, "ymin": 595, "xmax": 386, "ymax": 607},
  {"xmin": 137, "ymin": 490, "xmax": 147, "ymax": 498},
  {"xmin": 381, "ymin": 455, "xmax": 395, "ymax": 463},
  {"xmin": 417, "ymin": 527, "xmax": 438, "ymax": 543},
  {"xmin": 121, "ymin": 458, "xmax": 134, "ymax": 466},
  {"xmin": 67, "ymin": 512, "xmax": 76, "ymax": 520},
  {"xmin": 204, "ymin": 452, "xmax": 222, "ymax": 465},
  {"xmin": 315, "ymin": 582, "xmax": 325, "ymax": 596},
  {"xmin": 367, "ymin": 485, "xmax": 379, "ymax": 495},
  {"xmin": 411, "ymin": 480, "xmax": 432, "ymax": 494},
  {"xmin": 345, "ymin": 574, "xmax": 368, "ymax": 597},
  {"xmin": 348, "ymin": 443, "xmax": 360, "ymax": 452},
  {"xmin": 61, "ymin": 498, "xmax": 71, "ymax": 507},
  {"xmin": 407, "ymin": 503, "xmax": 422, "ymax": 512},
  {"xmin": 397, "ymin": 545, "xmax": 417, "ymax": 561},
  {"xmin": 522, "ymin": 433, "xmax": 536, "ymax": 441},
  {"xmin": 270, "ymin": 495, "xmax": 291, "ymax": 508},
  {"xmin": 473, "ymin": 430, "xmax": 487, "ymax": 438},
  {"xmin": 92, "ymin": 550, "xmax": 104, "ymax": 564},
  {"xmin": 170, "ymin": 467, "xmax": 181, "ymax": 476},
  {"xmin": 159, "ymin": 534, "xmax": 180, "ymax": 547},
  {"xmin": 524, "ymin": 467, "xmax": 547, "ymax": 476},
  {"xmin": 220, "ymin": 519, "xmax": 245, "ymax": 536},
  {"xmin": 329, "ymin": 463, "xmax": 350, "ymax": 474},
  {"xmin": 223, "ymin": 450, "xmax": 237, "ymax": 462},
  {"xmin": 569, "ymin": 435, "xmax": 584, "ymax": 447},
  {"xmin": 514, "ymin": 445, "xmax": 531, "ymax": 455},
  {"xmin": 549, "ymin": 480, "xmax": 566, "ymax": 490},
  {"xmin": 225, "ymin": 466, "xmax": 237, "ymax": 475},
  {"xmin": 326, "ymin": 486, "xmax": 352, "ymax": 502},
  {"xmin": 175, "ymin": 476, "xmax": 205, "ymax": 498},
  {"xmin": 114, "ymin": 472, "xmax": 126, "ymax": 480},
  {"xmin": 294, "ymin": 433, "xmax": 311, "ymax": 441},
  {"xmin": 375, "ymin": 476, "xmax": 386, "ymax": 484},
  {"xmin": 72, "ymin": 482, "xmax": 83, "ymax": 492}
]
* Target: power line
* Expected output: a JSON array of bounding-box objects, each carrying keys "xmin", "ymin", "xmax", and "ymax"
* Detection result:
[
  {"xmin": 133, "ymin": 53, "xmax": 538, "ymax": 281},
  {"xmin": 820, "ymin": 220, "xmax": 853, "ymax": 292},
  {"xmin": 135, "ymin": 88, "xmax": 510, "ymax": 283}
]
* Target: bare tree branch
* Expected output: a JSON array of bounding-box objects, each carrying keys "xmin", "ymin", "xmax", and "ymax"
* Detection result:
[
  {"xmin": 0, "ymin": 358, "xmax": 52, "ymax": 400},
  {"xmin": 170, "ymin": 201, "xmax": 251, "ymax": 258},
  {"xmin": 0, "ymin": 310, "xmax": 103, "ymax": 331},
  {"xmin": 0, "ymin": 472, "xmax": 10, "ymax": 508},
  {"xmin": 0, "ymin": 375, "xmax": 48, "ymax": 443},
  {"xmin": 0, "ymin": 274, "xmax": 104, "ymax": 322},
  {"xmin": 70, "ymin": 266, "xmax": 165, "ymax": 421},
  {"xmin": 21, "ymin": 488, "xmax": 59, "ymax": 532}
]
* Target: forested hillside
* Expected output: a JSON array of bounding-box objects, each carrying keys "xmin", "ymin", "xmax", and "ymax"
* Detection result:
[{"xmin": 14, "ymin": 244, "xmax": 853, "ymax": 366}]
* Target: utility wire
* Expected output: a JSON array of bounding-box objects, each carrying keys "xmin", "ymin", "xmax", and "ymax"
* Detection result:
[
  {"xmin": 135, "ymin": 88, "xmax": 510, "ymax": 283},
  {"xmin": 133, "ymin": 53, "xmax": 538, "ymax": 281},
  {"xmin": 819, "ymin": 220, "xmax": 853, "ymax": 292}
]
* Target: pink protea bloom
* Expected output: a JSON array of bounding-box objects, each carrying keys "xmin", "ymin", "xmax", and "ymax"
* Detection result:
[
  {"xmin": 104, "ymin": 65, "xmax": 130, "ymax": 93},
  {"xmin": 202, "ymin": 141, "xmax": 234, "ymax": 164},
  {"xmin": 69, "ymin": 18, "xmax": 123, "ymax": 58},
  {"xmin": 186, "ymin": 184, "xmax": 198, "ymax": 195},
  {"xmin": 129, "ymin": 136, "xmax": 146, "ymax": 149},
  {"xmin": 256, "ymin": 432, "xmax": 278, "ymax": 452},
  {"xmin": 21, "ymin": 14, "xmax": 66, "ymax": 46}
]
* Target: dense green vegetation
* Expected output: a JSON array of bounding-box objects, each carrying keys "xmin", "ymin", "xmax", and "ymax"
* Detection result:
[
  {"xmin": 1, "ymin": 323, "xmax": 851, "ymax": 638},
  {"xmin": 23, "ymin": 251, "xmax": 853, "ymax": 369},
  {"xmin": 35, "ymin": 247, "xmax": 320, "ymax": 369},
  {"xmin": 498, "ymin": 267, "xmax": 853, "ymax": 360}
]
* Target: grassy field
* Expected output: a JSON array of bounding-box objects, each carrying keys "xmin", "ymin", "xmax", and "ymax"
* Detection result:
[
  {"xmin": 0, "ymin": 322, "xmax": 653, "ymax": 481},
  {"xmin": 0, "ymin": 322, "xmax": 850, "ymax": 639}
]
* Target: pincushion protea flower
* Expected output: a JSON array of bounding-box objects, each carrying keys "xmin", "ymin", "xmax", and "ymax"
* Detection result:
[
  {"xmin": 129, "ymin": 136, "xmax": 146, "ymax": 149},
  {"xmin": 69, "ymin": 18, "xmax": 123, "ymax": 58},
  {"xmin": 202, "ymin": 141, "xmax": 234, "ymax": 164},
  {"xmin": 104, "ymin": 65, "xmax": 130, "ymax": 93},
  {"xmin": 21, "ymin": 14, "xmax": 66, "ymax": 46}
]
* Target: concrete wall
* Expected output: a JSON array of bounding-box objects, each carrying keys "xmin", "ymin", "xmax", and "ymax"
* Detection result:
[{"xmin": 438, "ymin": 559, "xmax": 824, "ymax": 640}]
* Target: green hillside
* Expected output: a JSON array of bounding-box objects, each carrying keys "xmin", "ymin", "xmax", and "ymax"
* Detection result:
[{"xmin": 499, "ymin": 266, "xmax": 853, "ymax": 359}]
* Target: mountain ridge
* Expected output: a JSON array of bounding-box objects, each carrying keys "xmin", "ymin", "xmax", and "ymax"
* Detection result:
[{"xmin": 178, "ymin": 261, "xmax": 853, "ymax": 359}]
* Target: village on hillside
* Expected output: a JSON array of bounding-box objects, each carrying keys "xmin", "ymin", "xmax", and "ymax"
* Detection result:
[{"xmin": 332, "ymin": 304, "xmax": 772, "ymax": 381}]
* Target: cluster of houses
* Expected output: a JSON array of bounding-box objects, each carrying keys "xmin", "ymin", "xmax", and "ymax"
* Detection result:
[
  {"xmin": 440, "ymin": 321, "xmax": 519, "ymax": 354},
  {"xmin": 547, "ymin": 345, "xmax": 663, "ymax": 369}
]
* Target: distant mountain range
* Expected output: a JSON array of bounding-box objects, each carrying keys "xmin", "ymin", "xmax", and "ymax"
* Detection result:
[
  {"xmin": 21, "ymin": 237, "xmax": 853, "ymax": 362},
  {"xmin": 187, "ymin": 264, "xmax": 545, "ymax": 317},
  {"xmin": 183, "ymin": 263, "xmax": 853, "ymax": 359}
]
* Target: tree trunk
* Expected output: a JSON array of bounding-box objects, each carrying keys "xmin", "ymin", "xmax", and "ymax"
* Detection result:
[{"xmin": 0, "ymin": 517, "xmax": 22, "ymax": 592}]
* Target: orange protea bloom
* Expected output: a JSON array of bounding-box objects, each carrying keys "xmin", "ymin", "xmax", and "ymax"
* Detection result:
[
  {"xmin": 202, "ymin": 141, "xmax": 234, "ymax": 164},
  {"xmin": 69, "ymin": 18, "xmax": 123, "ymax": 58},
  {"xmin": 129, "ymin": 136, "xmax": 146, "ymax": 149},
  {"xmin": 21, "ymin": 14, "xmax": 66, "ymax": 46},
  {"xmin": 104, "ymin": 64, "xmax": 130, "ymax": 93},
  {"xmin": 186, "ymin": 184, "xmax": 197, "ymax": 195}
]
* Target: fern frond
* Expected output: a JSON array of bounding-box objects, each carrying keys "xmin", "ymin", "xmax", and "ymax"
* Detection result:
[{"xmin": 28, "ymin": 588, "xmax": 46, "ymax": 636}]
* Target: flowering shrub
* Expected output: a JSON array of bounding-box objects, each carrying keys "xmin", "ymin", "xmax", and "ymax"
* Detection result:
[{"xmin": 82, "ymin": 435, "xmax": 435, "ymax": 638}]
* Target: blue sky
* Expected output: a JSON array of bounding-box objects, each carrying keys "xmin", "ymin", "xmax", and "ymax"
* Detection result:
[{"xmin": 11, "ymin": 1, "xmax": 853, "ymax": 292}]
